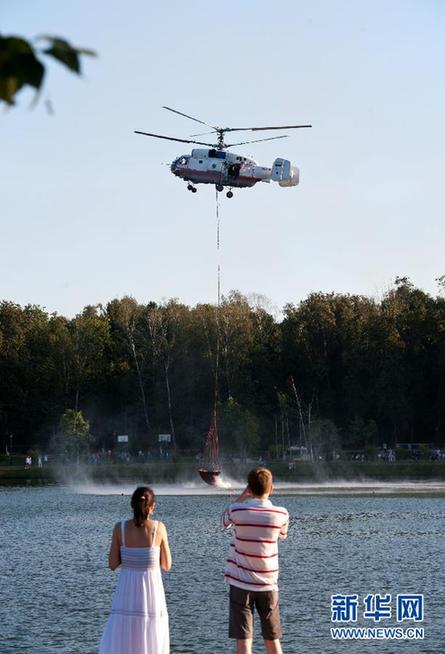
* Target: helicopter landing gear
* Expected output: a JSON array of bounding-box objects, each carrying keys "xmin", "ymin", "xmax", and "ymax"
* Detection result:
[
  {"xmin": 187, "ymin": 184, "xmax": 197, "ymax": 193},
  {"xmin": 226, "ymin": 190, "xmax": 234, "ymax": 199},
  {"xmin": 216, "ymin": 184, "xmax": 224, "ymax": 192}
]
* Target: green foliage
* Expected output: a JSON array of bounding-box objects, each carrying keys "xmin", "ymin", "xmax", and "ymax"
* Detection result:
[
  {"xmin": 309, "ymin": 419, "xmax": 340, "ymax": 461},
  {"xmin": 57, "ymin": 409, "xmax": 94, "ymax": 458},
  {"xmin": 0, "ymin": 33, "xmax": 96, "ymax": 106},
  {"xmin": 344, "ymin": 417, "xmax": 379, "ymax": 449},
  {"xmin": 268, "ymin": 444, "xmax": 283, "ymax": 460},
  {"xmin": 419, "ymin": 443, "xmax": 431, "ymax": 459},
  {"xmin": 0, "ymin": 36, "xmax": 43, "ymax": 104},
  {"xmin": 219, "ymin": 398, "xmax": 260, "ymax": 457},
  {"xmin": 0, "ymin": 280, "xmax": 445, "ymax": 455},
  {"xmin": 40, "ymin": 36, "xmax": 96, "ymax": 74},
  {"xmin": 365, "ymin": 446, "xmax": 378, "ymax": 460},
  {"xmin": 59, "ymin": 409, "xmax": 89, "ymax": 437}
]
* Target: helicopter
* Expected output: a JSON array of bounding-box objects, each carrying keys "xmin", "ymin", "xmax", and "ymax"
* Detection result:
[{"xmin": 135, "ymin": 106, "xmax": 311, "ymax": 198}]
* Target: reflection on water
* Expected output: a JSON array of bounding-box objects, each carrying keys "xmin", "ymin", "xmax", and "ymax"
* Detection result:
[{"xmin": 1, "ymin": 487, "xmax": 444, "ymax": 653}]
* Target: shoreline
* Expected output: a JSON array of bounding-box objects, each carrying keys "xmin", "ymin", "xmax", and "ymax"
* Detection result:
[{"xmin": 1, "ymin": 461, "xmax": 445, "ymax": 495}]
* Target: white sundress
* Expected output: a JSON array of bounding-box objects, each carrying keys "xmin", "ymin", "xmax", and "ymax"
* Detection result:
[{"xmin": 99, "ymin": 520, "xmax": 169, "ymax": 654}]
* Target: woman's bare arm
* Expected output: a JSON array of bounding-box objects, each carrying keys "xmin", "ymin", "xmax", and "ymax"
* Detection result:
[
  {"xmin": 159, "ymin": 522, "xmax": 172, "ymax": 571},
  {"xmin": 108, "ymin": 523, "xmax": 121, "ymax": 571}
]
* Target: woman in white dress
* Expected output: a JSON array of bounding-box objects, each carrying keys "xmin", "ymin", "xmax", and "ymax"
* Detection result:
[{"xmin": 99, "ymin": 486, "xmax": 172, "ymax": 654}]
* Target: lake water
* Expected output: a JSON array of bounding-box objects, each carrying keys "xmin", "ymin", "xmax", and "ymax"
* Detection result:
[{"xmin": 1, "ymin": 485, "xmax": 444, "ymax": 653}]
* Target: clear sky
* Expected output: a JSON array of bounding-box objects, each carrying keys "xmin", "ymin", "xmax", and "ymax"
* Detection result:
[{"xmin": 2, "ymin": 0, "xmax": 444, "ymax": 317}]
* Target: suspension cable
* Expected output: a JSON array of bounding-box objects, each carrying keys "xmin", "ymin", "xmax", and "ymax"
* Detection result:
[{"xmin": 214, "ymin": 187, "xmax": 221, "ymax": 411}]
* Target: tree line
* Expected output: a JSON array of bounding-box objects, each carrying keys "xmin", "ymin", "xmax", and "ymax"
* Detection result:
[{"xmin": 1, "ymin": 277, "xmax": 444, "ymax": 457}]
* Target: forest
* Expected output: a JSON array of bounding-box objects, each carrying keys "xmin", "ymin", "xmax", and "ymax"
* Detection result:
[{"xmin": 1, "ymin": 277, "xmax": 444, "ymax": 458}]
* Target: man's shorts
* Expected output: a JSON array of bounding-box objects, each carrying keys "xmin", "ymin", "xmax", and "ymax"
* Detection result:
[{"xmin": 229, "ymin": 584, "xmax": 282, "ymax": 640}]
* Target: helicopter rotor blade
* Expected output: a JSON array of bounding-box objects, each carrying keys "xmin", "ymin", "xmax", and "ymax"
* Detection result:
[
  {"xmin": 189, "ymin": 130, "xmax": 218, "ymax": 137},
  {"xmin": 226, "ymin": 135, "xmax": 289, "ymax": 147},
  {"xmin": 134, "ymin": 130, "xmax": 214, "ymax": 147},
  {"xmin": 225, "ymin": 124, "xmax": 312, "ymax": 133},
  {"xmin": 162, "ymin": 106, "xmax": 217, "ymax": 130}
]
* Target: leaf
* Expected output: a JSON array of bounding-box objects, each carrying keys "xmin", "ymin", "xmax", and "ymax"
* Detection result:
[
  {"xmin": 0, "ymin": 35, "xmax": 44, "ymax": 104},
  {"xmin": 0, "ymin": 76, "xmax": 21, "ymax": 104},
  {"xmin": 39, "ymin": 36, "xmax": 96, "ymax": 75},
  {"xmin": 76, "ymin": 48, "xmax": 97, "ymax": 58},
  {"xmin": 43, "ymin": 38, "xmax": 80, "ymax": 73}
]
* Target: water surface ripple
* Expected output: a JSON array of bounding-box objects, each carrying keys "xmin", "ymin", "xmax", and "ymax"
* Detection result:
[{"xmin": 1, "ymin": 488, "xmax": 444, "ymax": 653}]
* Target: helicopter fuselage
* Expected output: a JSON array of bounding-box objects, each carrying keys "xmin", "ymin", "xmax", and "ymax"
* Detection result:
[{"xmin": 170, "ymin": 148, "xmax": 299, "ymax": 192}]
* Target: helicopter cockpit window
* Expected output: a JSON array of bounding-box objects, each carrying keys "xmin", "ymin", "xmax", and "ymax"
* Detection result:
[{"xmin": 178, "ymin": 156, "xmax": 189, "ymax": 165}]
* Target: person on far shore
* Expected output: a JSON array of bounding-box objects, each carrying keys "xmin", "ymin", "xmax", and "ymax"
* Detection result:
[
  {"xmin": 99, "ymin": 486, "xmax": 172, "ymax": 654},
  {"xmin": 222, "ymin": 468, "xmax": 289, "ymax": 654}
]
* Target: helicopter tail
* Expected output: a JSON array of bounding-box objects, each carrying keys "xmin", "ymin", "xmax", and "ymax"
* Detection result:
[{"xmin": 272, "ymin": 158, "xmax": 300, "ymax": 187}]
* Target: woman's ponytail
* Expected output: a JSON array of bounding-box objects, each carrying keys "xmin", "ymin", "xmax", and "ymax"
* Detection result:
[{"xmin": 131, "ymin": 486, "xmax": 155, "ymax": 527}]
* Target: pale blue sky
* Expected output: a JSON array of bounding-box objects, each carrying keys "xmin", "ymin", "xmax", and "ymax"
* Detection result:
[{"xmin": 2, "ymin": 0, "xmax": 444, "ymax": 316}]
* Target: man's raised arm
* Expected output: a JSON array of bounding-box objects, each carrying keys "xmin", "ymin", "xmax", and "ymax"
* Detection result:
[
  {"xmin": 221, "ymin": 485, "xmax": 253, "ymax": 528},
  {"xmin": 279, "ymin": 512, "xmax": 289, "ymax": 540}
]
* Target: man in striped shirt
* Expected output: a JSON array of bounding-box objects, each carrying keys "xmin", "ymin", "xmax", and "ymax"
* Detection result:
[{"xmin": 222, "ymin": 467, "xmax": 289, "ymax": 654}]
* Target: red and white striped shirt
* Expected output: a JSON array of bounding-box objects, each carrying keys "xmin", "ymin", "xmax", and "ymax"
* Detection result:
[{"xmin": 222, "ymin": 498, "xmax": 289, "ymax": 592}]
